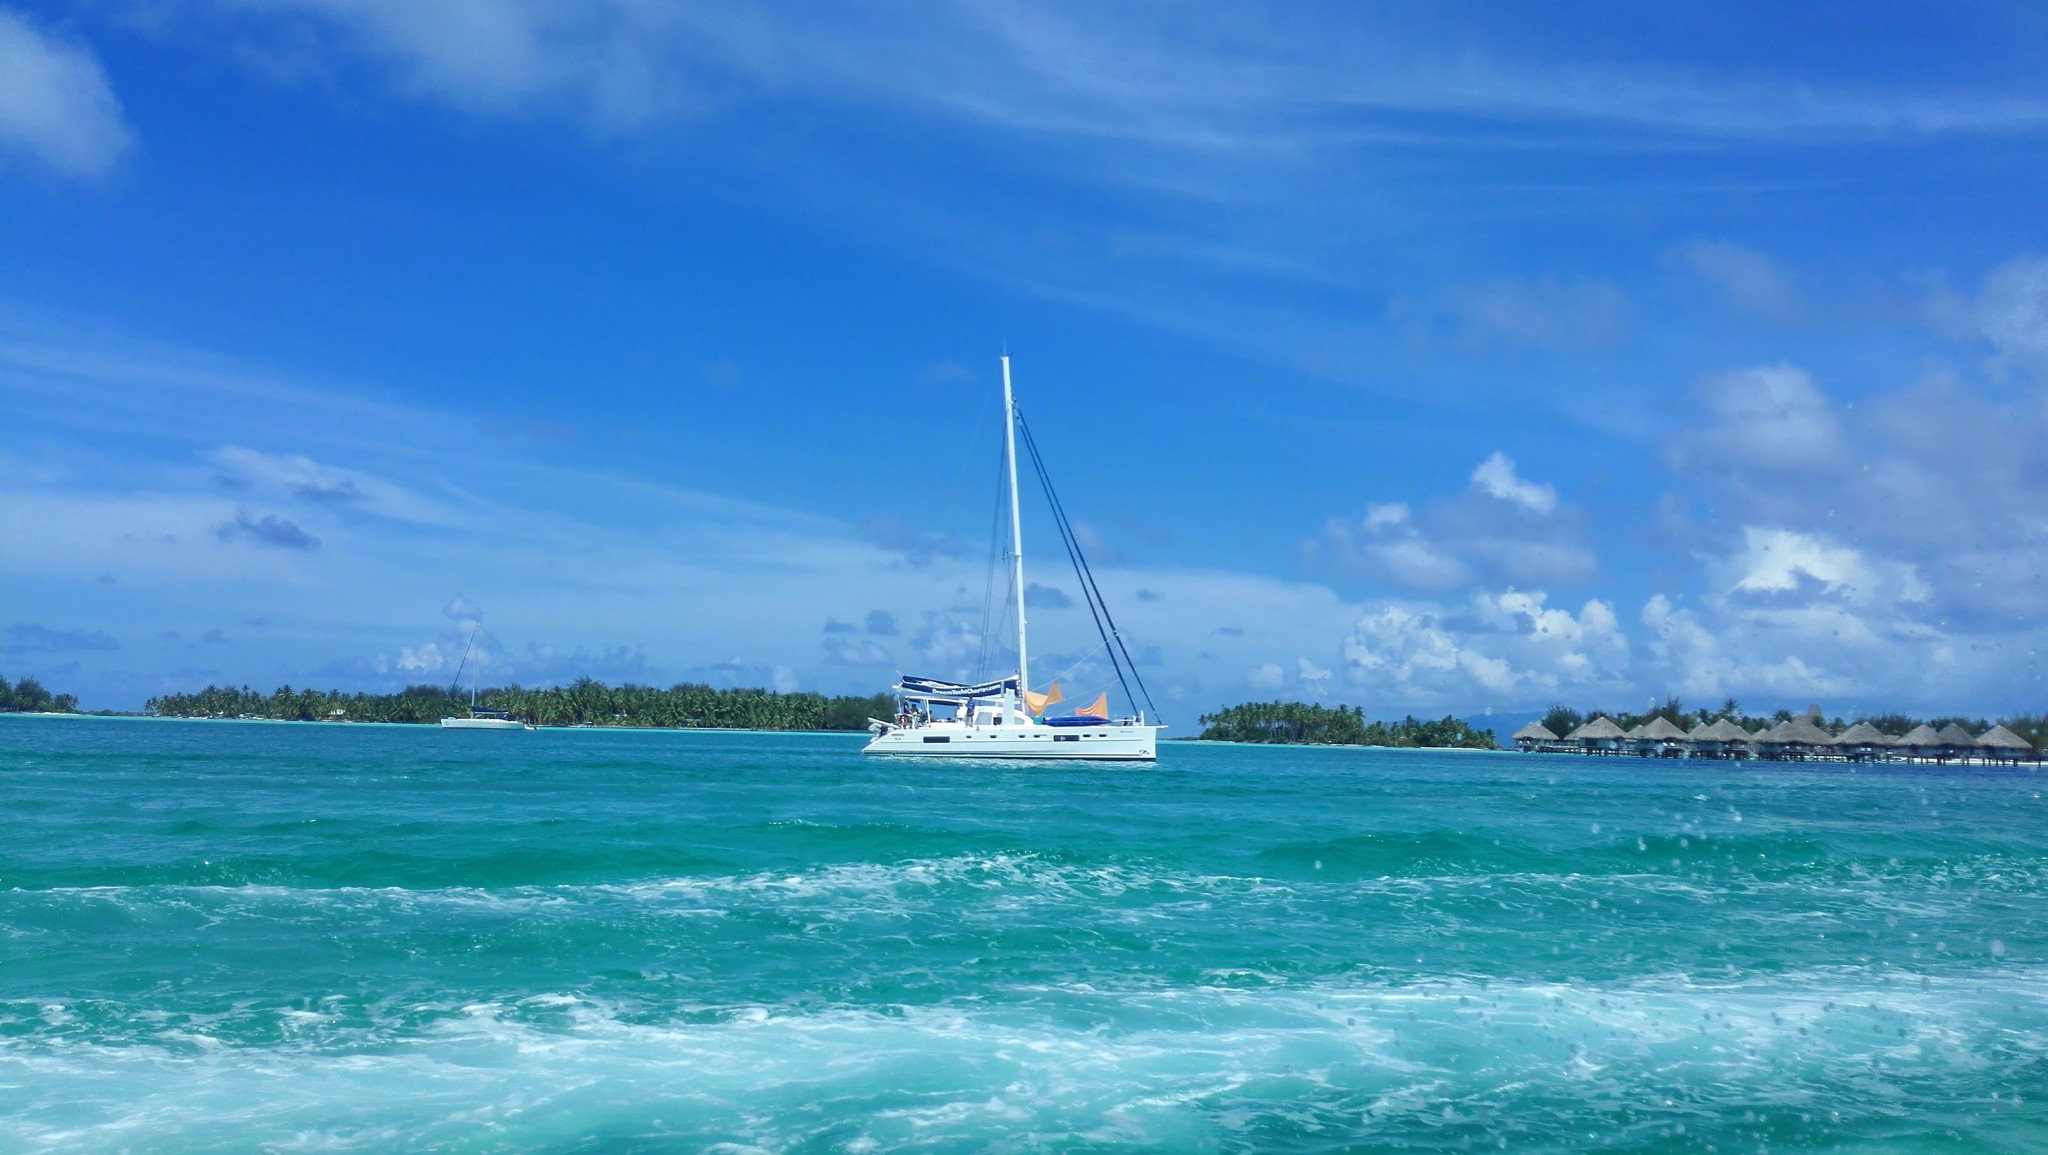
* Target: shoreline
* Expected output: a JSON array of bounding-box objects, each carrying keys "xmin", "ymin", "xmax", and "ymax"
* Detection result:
[
  {"xmin": 0, "ymin": 713, "xmax": 868, "ymax": 736},
  {"xmin": 1177, "ymin": 738, "xmax": 1505, "ymax": 754}
]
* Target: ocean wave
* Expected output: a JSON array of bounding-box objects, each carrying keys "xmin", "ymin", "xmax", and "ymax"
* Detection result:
[{"xmin": 4, "ymin": 970, "xmax": 2045, "ymax": 1152}]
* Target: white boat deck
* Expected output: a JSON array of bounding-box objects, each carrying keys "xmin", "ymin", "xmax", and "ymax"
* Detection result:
[{"xmin": 863, "ymin": 716, "xmax": 1157, "ymax": 760}]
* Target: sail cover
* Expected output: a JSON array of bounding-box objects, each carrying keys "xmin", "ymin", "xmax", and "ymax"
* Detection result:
[{"xmin": 898, "ymin": 675, "xmax": 1019, "ymax": 699}]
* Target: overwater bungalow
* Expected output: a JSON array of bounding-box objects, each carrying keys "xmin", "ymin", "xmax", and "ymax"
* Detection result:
[
  {"xmin": 1976, "ymin": 724, "xmax": 2034, "ymax": 764},
  {"xmin": 1565, "ymin": 716, "xmax": 1627, "ymax": 754},
  {"xmin": 1755, "ymin": 716, "xmax": 1836, "ymax": 761},
  {"xmin": 1832, "ymin": 721, "xmax": 1894, "ymax": 762},
  {"xmin": 1896, "ymin": 723, "xmax": 1941, "ymax": 760},
  {"xmin": 1627, "ymin": 715, "xmax": 1689, "ymax": 758},
  {"xmin": 1683, "ymin": 717, "xmax": 1753, "ymax": 759},
  {"xmin": 1509, "ymin": 708, "xmax": 2039, "ymax": 765},
  {"xmin": 1932, "ymin": 723, "xmax": 1978, "ymax": 762}
]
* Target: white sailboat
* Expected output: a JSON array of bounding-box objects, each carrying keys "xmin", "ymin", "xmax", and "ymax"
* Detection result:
[
  {"xmin": 438, "ymin": 622, "xmax": 530, "ymax": 730},
  {"xmin": 862, "ymin": 356, "xmax": 1163, "ymax": 761}
]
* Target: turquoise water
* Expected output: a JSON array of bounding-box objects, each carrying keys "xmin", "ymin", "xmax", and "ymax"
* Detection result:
[{"xmin": 4, "ymin": 717, "xmax": 2046, "ymax": 1152}]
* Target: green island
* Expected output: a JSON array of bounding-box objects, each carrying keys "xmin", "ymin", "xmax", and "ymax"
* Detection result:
[
  {"xmin": 1196, "ymin": 701, "xmax": 1498, "ymax": 749},
  {"xmin": 0, "ymin": 674, "xmax": 81, "ymax": 714},
  {"xmin": 145, "ymin": 680, "xmax": 893, "ymax": 730}
]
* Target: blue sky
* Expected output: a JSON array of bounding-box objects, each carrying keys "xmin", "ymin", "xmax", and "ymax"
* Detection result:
[{"xmin": 4, "ymin": 2, "xmax": 2048, "ymax": 720}]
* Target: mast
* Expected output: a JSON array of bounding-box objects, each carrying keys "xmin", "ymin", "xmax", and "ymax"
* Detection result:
[{"xmin": 1001, "ymin": 355, "xmax": 1029, "ymax": 698}]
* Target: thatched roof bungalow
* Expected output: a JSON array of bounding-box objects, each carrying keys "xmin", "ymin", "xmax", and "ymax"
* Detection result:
[
  {"xmin": 1756, "ymin": 717, "xmax": 1835, "ymax": 760},
  {"xmin": 1565, "ymin": 716, "xmax": 1627, "ymax": 753},
  {"xmin": 1933, "ymin": 723, "xmax": 1978, "ymax": 761},
  {"xmin": 1832, "ymin": 722, "xmax": 1893, "ymax": 761},
  {"xmin": 1896, "ymin": 724, "xmax": 1941, "ymax": 759},
  {"xmin": 1685, "ymin": 717, "xmax": 1754, "ymax": 759},
  {"xmin": 1976, "ymin": 724, "xmax": 2034, "ymax": 763},
  {"xmin": 1503, "ymin": 709, "xmax": 2028, "ymax": 765},
  {"xmin": 1628, "ymin": 715, "xmax": 1689, "ymax": 757}
]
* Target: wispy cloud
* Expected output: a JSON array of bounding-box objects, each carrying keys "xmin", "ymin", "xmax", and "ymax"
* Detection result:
[
  {"xmin": 1023, "ymin": 582, "xmax": 1072, "ymax": 609},
  {"xmin": 1394, "ymin": 278, "xmax": 1629, "ymax": 351},
  {"xmin": 212, "ymin": 507, "xmax": 320, "ymax": 550},
  {"xmin": 1470, "ymin": 452, "xmax": 1558, "ymax": 515},
  {"xmin": 170, "ymin": 3, "xmax": 2048, "ymax": 152},
  {"xmin": 0, "ymin": 9, "xmax": 131, "ymax": 178},
  {"xmin": 1309, "ymin": 452, "xmax": 1594, "ymax": 592},
  {"xmin": 111, "ymin": 2, "xmax": 2048, "ymax": 415},
  {"xmin": 1668, "ymin": 239, "xmax": 1806, "ymax": 323},
  {"xmin": 207, "ymin": 446, "xmax": 465, "ymax": 525},
  {"xmin": 859, "ymin": 514, "xmax": 969, "ymax": 565},
  {"xmin": 1927, "ymin": 253, "xmax": 2048, "ymax": 376},
  {"xmin": 4, "ymin": 621, "xmax": 120, "ymax": 653}
]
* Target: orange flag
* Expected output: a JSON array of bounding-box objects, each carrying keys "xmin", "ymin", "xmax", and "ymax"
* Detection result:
[{"xmin": 1075, "ymin": 692, "xmax": 1109, "ymax": 719}]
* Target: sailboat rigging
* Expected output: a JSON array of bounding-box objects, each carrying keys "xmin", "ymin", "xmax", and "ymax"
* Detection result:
[
  {"xmin": 439, "ymin": 618, "xmax": 529, "ymax": 730},
  {"xmin": 861, "ymin": 355, "xmax": 1164, "ymax": 761}
]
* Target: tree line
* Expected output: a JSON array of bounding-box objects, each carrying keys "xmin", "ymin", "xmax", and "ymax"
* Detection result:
[
  {"xmin": 145, "ymin": 678, "xmax": 895, "ymax": 731},
  {"xmin": 0, "ymin": 675, "xmax": 80, "ymax": 714},
  {"xmin": 1538, "ymin": 697, "xmax": 2048, "ymax": 746},
  {"xmin": 1196, "ymin": 701, "xmax": 1498, "ymax": 749}
]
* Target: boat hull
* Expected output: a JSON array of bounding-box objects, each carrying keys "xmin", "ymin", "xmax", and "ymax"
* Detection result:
[
  {"xmin": 439, "ymin": 717, "xmax": 529, "ymax": 730},
  {"xmin": 862, "ymin": 724, "xmax": 1159, "ymax": 761}
]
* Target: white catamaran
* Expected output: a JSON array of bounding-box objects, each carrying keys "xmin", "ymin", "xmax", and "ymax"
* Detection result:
[
  {"xmin": 439, "ymin": 621, "xmax": 530, "ymax": 730},
  {"xmin": 862, "ymin": 356, "xmax": 1163, "ymax": 761}
]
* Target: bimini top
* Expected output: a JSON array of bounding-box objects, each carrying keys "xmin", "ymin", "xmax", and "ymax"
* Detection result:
[{"xmin": 897, "ymin": 675, "xmax": 1019, "ymax": 700}]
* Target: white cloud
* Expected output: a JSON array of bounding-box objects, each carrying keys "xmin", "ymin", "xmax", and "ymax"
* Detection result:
[
  {"xmin": 1244, "ymin": 661, "xmax": 1285, "ymax": 689},
  {"xmin": 1314, "ymin": 515, "xmax": 1470, "ymax": 591},
  {"xmin": 134, "ymin": 4, "xmax": 2048, "ymax": 415},
  {"xmin": 0, "ymin": 10, "xmax": 131, "ymax": 178},
  {"xmin": 1631, "ymin": 521, "xmax": 1958, "ymax": 705},
  {"xmin": 1666, "ymin": 357, "xmax": 2048, "ymax": 632},
  {"xmin": 1651, "ymin": 351, "xmax": 2048, "ymax": 707},
  {"xmin": 1332, "ymin": 588, "xmax": 1632, "ymax": 709},
  {"xmin": 208, "ymin": 446, "xmax": 467, "ymax": 526},
  {"xmin": 1469, "ymin": 451, "xmax": 1557, "ymax": 515},
  {"xmin": 823, "ymin": 636, "xmax": 892, "ymax": 666},
  {"xmin": 1966, "ymin": 255, "xmax": 2048, "ymax": 374},
  {"xmin": 14, "ymin": 311, "xmax": 2048, "ymax": 717},
  {"xmin": 1668, "ymin": 239, "xmax": 1803, "ymax": 322},
  {"xmin": 1638, "ymin": 593, "xmax": 1853, "ymax": 701},
  {"xmin": 1341, "ymin": 605, "xmax": 1478, "ymax": 695},
  {"xmin": 397, "ymin": 641, "xmax": 446, "ymax": 672},
  {"xmin": 170, "ymin": 3, "xmax": 2048, "ymax": 154},
  {"xmin": 911, "ymin": 611, "xmax": 983, "ymax": 674},
  {"xmin": 1361, "ymin": 502, "xmax": 1407, "ymax": 530},
  {"xmin": 1668, "ymin": 363, "xmax": 1842, "ymax": 476},
  {"xmin": 1310, "ymin": 451, "xmax": 1592, "ymax": 591},
  {"xmin": 1722, "ymin": 527, "xmax": 1928, "ymax": 606}
]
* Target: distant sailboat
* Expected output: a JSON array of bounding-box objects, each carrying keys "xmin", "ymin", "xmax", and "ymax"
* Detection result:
[
  {"xmin": 862, "ymin": 355, "xmax": 1163, "ymax": 761},
  {"xmin": 438, "ymin": 621, "xmax": 529, "ymax": 730}
]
